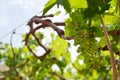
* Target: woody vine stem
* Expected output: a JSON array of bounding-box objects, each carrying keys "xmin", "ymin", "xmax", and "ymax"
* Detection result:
[{"xmin": 100, "ymin": 15, "xmax": 117, "ymax": 80}]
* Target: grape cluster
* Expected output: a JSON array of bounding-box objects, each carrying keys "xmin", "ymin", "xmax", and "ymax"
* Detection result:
[{"xmin": 65, "ymin": 10, "xmax": 98, "ymax": 55}]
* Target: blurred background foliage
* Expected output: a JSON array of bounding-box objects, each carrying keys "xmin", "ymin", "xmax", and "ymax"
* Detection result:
[{"xmin": 0, "ymin": 0, "xmax": 120, "ymax": 79}]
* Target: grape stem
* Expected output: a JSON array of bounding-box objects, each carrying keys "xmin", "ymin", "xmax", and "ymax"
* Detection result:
[{"xmin": 99, "ymin": 15, "xmax": 117, "ymax": 80}]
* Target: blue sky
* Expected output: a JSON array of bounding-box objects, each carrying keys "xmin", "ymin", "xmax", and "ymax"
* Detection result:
[{"xmin": 0, "ymin": 0, "xmax": 48, "ymax": 45}]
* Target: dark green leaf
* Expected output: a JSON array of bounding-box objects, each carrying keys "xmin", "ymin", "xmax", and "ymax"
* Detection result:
[{"xmin": 62, "ymin": 0, "xmax": 71, "ymax": 13}]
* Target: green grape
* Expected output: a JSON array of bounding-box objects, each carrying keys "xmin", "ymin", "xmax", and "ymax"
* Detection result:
[{"xmin": 65, "ymin": 9, "xmax": 101, "ymax": 57}]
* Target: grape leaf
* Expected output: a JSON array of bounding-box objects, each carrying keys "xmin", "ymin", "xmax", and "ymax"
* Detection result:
[{"xmin": 42, "ymin": 0, "xmax": 56, "ymax": 15}]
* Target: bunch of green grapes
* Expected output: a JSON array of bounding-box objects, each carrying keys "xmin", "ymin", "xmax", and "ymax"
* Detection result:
[
  {"xmin": 65, "ymin": 9, "xmax": 102, "ymax": 56},
  {"xmin": 65, "ymin": 9, "xmax": 109, "ymax": 70}
]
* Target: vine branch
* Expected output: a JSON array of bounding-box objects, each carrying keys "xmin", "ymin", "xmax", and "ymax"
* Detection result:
[
  {"xmin": 0, "ymin": 60, "xmax": 29, "ymax": 73},
  {"xmin": 100, "ymin": 15, "xmax": 117, "ymax": 80},
  {"xmin": 10, "ymin": 29, "xmax": 16, "ymax": 67},
  {"xmin": 51, "ymin": 72, "xmax": 66, "ymax": 80},
  {"xmin": 25, "ymin": 14, "xmax": 72, "ymax": 61}
]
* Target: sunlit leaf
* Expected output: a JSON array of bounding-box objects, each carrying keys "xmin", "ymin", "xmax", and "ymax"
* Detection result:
[
  {"xmin": 42, "ymin": 0, "xmax": 56, "ymax": 15},
  {"xmin": 69, "ymin": 0, "xmax": 87, "ymax": 9},
  {"xmin": 51, "ymin": 36, "xmax": 68, "ymax": 59},
  {"xmin": 55, "ymin": 11, "xmax": 61, "ymax": 16}
]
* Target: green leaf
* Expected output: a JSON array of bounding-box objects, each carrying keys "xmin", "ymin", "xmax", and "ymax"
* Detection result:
[
  {"xmin": 36, "ymin": 32, "xmax": 44, "ymax": 40},
  {"xmin": 42, "ymin": 0, "xmax": 56, "ymax": 15},
  {"xmin": 0, "ymin": 42, "xmax": 2, "ymax": 44},
  {"xmin": 56, "ymin": 58, "xmax": 67, "ymax": 72},
  {"xmin": 104, "ymin": 14, "xmax": 118, "ymax": 25},
  {"xmin": 84, "ymin": 7, "xmax": 99, "ymax": 19},
  {"xmin": 84, "ymin": 0, "xmax": 111, "ymax": 18},
  {"xmin": 50, "ymin": 36, "xmax": 68, "ymax": 59},
  {"xmin": 55, "ymin": 11, "xmax": 61, "ymax": 16},
  {"xmin": 69, "ymin": 0, "xmax": 87, "ymax": 9},
  {"xmin": 0, "ymin": 47, "xmax": 5, "ymax": 50},
  {"xmin": 62, "ymin": 0, "xmax": 71, "ymax": 13}
]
